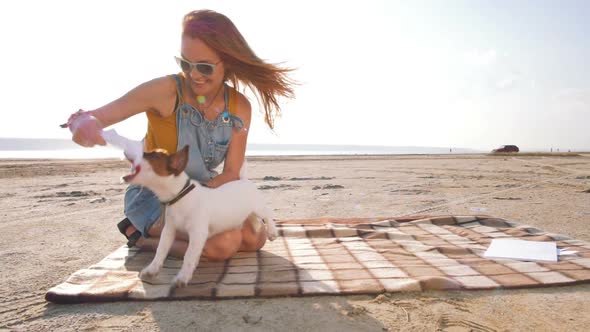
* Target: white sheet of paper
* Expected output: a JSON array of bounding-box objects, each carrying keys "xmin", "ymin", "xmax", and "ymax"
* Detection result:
[{"xmin": 484, "ymin": 239, "xmax": 558, "ymax": 262}]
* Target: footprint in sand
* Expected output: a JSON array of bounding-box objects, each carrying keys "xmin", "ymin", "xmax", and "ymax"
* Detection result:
[
  {"xmin": 258, "ymin": 184, "xmax": 298, "ymax": 190},
  {"xmin": 56, "ymin": 191, "xmax": 97, "ymax": 197},
  {"xmin": 261, "ymin": 175, "xmax": 335, "ymax": 182},
  {"xmin": 436, "ymin": 314, "xmax": 496, "ymax": 332},
  {"xmin": 34, "ymin": 190, "xmax": 99, "ymax": 200},
  {"xmin": 312, "ymin": 184, "xmax": 344, "ymax": 190},
  {"xmin": 492, "ymin": 197, "xmax": 522, "ymax": 200},
  {"xmin": 262, "ymin": 176, "xmax": 282, "ymax": 181},
  {"xmin": 390, "ymin": 189, "xmax": 429, "ymax": 195},
  {"xmin": 289, "ymin": 176, "xmax": 335, "ymax": 181}
]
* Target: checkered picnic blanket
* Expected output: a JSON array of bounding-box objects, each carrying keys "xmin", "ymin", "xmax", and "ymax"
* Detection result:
[{"xmin": 46, "ymin": 216, "xmax": 590, "ymax": 303}]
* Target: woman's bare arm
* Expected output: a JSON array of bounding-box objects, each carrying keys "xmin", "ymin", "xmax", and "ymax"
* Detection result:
[
  {"xmin": 90, "ymin": 76, "xmax": 177, "ymax": 126},
  {"xmin": 71, "ymin": 76, "xmax": 177, "ymax": 147}
]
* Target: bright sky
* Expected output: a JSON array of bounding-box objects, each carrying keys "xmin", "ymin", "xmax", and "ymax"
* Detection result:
[{"xmin": 1, "ymin": 0, "xmax": 589, "ymax": 151}]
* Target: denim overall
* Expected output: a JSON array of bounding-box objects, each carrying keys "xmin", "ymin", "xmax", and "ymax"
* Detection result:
[{"xmin": 124, "ymin": 75, "xmax": 243, "ymax": 237}]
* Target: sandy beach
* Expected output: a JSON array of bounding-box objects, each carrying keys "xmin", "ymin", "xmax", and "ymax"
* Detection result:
[{"xmin": 1, "ymin": 154, "xmax": 589, "ymax": 331}]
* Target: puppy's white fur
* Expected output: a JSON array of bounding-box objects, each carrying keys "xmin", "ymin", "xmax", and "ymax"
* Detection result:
[{"xmin": 125, "ymin": 147, "xmax": 277, "ymax": 287}]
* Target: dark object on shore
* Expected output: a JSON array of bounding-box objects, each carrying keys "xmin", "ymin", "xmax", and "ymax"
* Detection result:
[{"xmin": 492, "ymin": 145, "xmax": 519, "ymax": 153}]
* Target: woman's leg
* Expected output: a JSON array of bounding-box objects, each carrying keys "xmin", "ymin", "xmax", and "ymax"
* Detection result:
[
  {"xmin": 123, "ymin": 182, "xmax": 256, "ymax": 261},
  {"xmin": 124, "ymin": 220, "xmax": 189, "ymax": 259},
  {"xmin": 128, "ymin": 218, "xmax": 267, "ymax": 258},
  {"xmin": 123, "ymin": 185, "xmax": 193, "ymax": 258},
  {"xmin": 239, "ymin": 217, "xmax": 268, "ymax": 251},
  {"xmin": 130, "ymin": 216, "xmax": 244, "ymax": 261}
]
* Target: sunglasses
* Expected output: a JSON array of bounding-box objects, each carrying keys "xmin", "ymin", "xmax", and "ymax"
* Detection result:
[{"xmin": 175, "ymin": 56, "xmax": 220, "ymax": 76}]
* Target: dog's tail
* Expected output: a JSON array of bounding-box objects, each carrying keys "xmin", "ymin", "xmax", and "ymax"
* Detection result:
[{"xmin": 239, "ymin": 160, "xmax": 248, "ymax": 180}]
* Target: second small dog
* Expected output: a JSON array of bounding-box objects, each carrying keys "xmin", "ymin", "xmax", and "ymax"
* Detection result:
[{"xmin": 123, "ymin": 145, "xmax": 277, "ymax": 287}]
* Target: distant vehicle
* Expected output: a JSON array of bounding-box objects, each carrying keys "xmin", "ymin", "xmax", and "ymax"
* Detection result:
[{"xmin": 492, "ymin": 145, "xmax": 519, "ymax": 153}]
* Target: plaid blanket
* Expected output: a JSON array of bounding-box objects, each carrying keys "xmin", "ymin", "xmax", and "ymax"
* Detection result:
[{"xmin": 46, "ymin": 216, "xmax": 590, "ymax": 303}]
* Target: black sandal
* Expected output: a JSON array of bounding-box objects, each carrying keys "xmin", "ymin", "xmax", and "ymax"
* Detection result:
[{"xmin": 117, "ymin": 218, "xmax": 142, "ymax": 248}]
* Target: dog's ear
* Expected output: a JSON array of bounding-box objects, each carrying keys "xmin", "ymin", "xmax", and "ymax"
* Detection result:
[{"xmin": 168, "ymin": 145, "xmax": 189, "ymax": 176}]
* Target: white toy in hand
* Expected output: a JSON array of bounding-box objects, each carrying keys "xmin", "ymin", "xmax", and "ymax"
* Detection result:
[
  {"xmin": 101, "ymin": 129, "xmax": 143, "ymax": 167},
  {"xmin": 61, "ymin": 113, "xmax": 143, "ymax": 167}
]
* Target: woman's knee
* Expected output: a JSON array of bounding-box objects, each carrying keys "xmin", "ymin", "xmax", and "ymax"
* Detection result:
[
  {"xmin": 240, "ymin": 223, "xmax": 267, "ymax": 252},
  {"xmin": 203, "ymin": 229, "xmax": 242, "ymax": 261}
]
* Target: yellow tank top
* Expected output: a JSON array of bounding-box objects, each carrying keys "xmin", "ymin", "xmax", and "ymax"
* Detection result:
[{"xmin": 144, "ymin": 74, "xmax": 238, "ymax": 153}]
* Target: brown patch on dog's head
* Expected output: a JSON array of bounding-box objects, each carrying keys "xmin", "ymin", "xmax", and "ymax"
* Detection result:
[
  {"xmin": 168, "ymin": 145, "xmax": 189, "ymax": 176},
  {"xmin": 143, "ymin": 146, "xmax": 189, "ymax": 176}
]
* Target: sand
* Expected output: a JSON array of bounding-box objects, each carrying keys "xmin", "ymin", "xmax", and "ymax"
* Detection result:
[{"xmin": 1, "ymin": 154, "xmax": 589, "ymax": 331}]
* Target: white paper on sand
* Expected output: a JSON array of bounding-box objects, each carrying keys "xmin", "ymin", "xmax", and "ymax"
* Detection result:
[{"xmin": 484, "ymin": 239, "xmax": 558, "ymax": 262}]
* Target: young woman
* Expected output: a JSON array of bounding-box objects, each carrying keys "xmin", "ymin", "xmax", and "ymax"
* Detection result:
[{"xmin": 68, "ymin": 9, "xmax": 295, "ymax": 260}]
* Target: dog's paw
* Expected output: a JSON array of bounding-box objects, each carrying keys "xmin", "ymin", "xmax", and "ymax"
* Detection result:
[
  {"xmin": 139, "ymin": 265, "xmax": 160, "ymax": 279},
  {"xmin": 172, "ymin": 274, "xmax": 191, "ymax": 288}
]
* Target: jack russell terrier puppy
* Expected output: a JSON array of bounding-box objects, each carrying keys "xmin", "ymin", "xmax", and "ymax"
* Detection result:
[{"xmin": 123, "ymin": 145, "xmax": 278, "ymax": 287}]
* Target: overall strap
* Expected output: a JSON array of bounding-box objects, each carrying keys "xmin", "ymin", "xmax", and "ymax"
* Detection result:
[
  {"xmin": 173, "ymin": 74, "xmax": 185, "ymax": 105},
  {"xmin": 223, "ymin": 83, "xmax": 230, "ymax": 112},
  {"xmin": 221, "ymin": 85, "xmax": 244, "ymax": 129}
]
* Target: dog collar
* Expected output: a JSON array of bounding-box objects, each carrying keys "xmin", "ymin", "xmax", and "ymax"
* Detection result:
[{"xmin": 162, "ymin": 179, "xmax": 195, "ymax": 206}]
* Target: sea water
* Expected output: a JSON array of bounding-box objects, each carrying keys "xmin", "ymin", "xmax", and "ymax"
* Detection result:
[{"xmin": 0, "ymin": 138, "xmax": 480, "ymax": 159}]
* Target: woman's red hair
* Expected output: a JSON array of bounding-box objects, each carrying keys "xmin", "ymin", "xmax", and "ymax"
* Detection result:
[{"xmin": 183, "ymin": 10, "xmax": 295, "ymax": 129}]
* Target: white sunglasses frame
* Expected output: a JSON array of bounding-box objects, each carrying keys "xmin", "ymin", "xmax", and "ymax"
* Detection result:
[{"xmin": 174, "ymin": 56, "xmax": 220, "ymax": 76}]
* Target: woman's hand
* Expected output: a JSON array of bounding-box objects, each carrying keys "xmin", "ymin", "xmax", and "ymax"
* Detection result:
[{"xmin": 67, "ymin": 110, "xmax": 107, "ymax": 147}]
